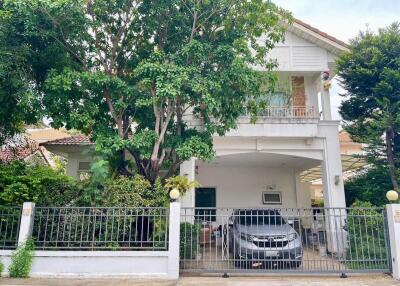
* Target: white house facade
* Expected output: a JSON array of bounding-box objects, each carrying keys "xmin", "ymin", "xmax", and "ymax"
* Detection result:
[{"xmin": 180, "ymin": 19, "xmax": 349, "ymax": 212}]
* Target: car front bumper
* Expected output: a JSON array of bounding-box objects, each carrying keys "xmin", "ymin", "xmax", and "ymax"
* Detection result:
[{"xmin": 236, "ymin": 246, "xmax": 303, "ymax": 261}]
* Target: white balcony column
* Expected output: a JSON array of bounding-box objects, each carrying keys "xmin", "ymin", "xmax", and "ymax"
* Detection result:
[
  {"xmin": 319, "ymin": 122, "xmax": 346, "ymax": 256},
  {"xmin": 320, "ymin": 75, "xmax": 332, "ymax": 120},
  {"xmin": 179, "ymin": 158, "xmax": 196, "ymax": 208}
]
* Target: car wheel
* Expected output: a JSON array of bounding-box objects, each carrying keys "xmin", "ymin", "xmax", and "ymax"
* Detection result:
[
  {"xmin": 234, "ymin": 258, "xmax": 250, "ymax": 269},
  {"xmin": 290, "ymin": 260, "xmax": 302, "ymax": 268}
]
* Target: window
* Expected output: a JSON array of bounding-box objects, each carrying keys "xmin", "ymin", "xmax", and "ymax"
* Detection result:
[
  {"xmin": 268, "ymin": 92, "xmax": 291, "ymax": 107},
  {"xmin": 77, "ymin": 161, "xmax": 91, "ymax": 179},
  {"xmin": 262, "ymin": 191, "xmax": 282, "ymax": 205}
]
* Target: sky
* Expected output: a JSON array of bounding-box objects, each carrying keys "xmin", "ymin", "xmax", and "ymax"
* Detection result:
[{"xmin": 274, "ymin": 0, "xmax": 400, "ymax": 120}]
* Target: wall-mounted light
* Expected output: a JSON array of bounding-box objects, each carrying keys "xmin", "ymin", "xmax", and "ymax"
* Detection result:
[{"xmin": 334, "ymin": 175, "xmax": 340, "ymax": 185}]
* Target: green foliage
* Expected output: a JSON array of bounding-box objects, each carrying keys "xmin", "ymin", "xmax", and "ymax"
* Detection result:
[
  {"xmin": 345, "ymin": 167, "xmax": 396, "ymax": 206},
  {"xmin": 337, "ymin": 23, "xmax": 400, "ymax": 189},
  {"xmin": 0, "ymin": 0, "xmax": 291, "ymax": 181},
  {"xmin": 0, "ymin": 1, "xmax": 41, "ymax": 145},
  {"xmin": 165, "ymin": 175, "xmax": 200, "ymax": 197},
  {"xmin": 0, "ymin": 160, "xmax": 172, "ymax": 207},
  {"xmin": 102, "ymin": 175, "xmax": 169, "ymax": 207},
  {"xmin": 53, "ymin": 156, "xmax": 67, "ymax": 175},
  {"xmin": 9, "ymin": 238, "xmax": 34, "ymax": 278},
  {"xmin": 311, "ymin": 198, "xmax": 324, "ymax": 207},
  {"xmin": 0, "ymin": 259, "xmax": 3, "ymax": 277},
  {"xmin": 180, "ymin": 222, "xmax": 201, "ymax": 259},
  {"xmin": 344, "ymin": 201, "xmax": 388, "ymax": 269},
  {"xmin": 0, "ymin": 161, "xmax": 81, "ymax": 206}
]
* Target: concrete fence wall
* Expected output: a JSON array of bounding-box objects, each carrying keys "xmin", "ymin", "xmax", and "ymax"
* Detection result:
[
  {"xmin": 386, "ymin": 204, "xmax": 400, "ymax": 280},
  {"xmin": 2, "ymin": 202, "xmax": 400, "ymax": 279},
  {"xmin": 0, "ymin": 201, "xmax": 181, "ymax": 279}
]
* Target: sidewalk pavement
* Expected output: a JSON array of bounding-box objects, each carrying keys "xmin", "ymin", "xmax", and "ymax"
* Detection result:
[{"xmin": 0, "ymin": 274, "xmax": 399, "ymax": 286}]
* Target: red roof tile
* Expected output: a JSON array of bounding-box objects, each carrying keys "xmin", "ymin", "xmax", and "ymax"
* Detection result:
[
  {"xmin": 40, "ymin": 135, "xmax": 93, "ymax": 146},
  {"xmin": 0, "ymin": 144, "xmax": 39, "ymax": 163}
]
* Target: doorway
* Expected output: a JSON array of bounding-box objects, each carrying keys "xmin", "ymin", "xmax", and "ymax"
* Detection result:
[{"xmin": 195, "ymin": 187, "xmax": 216, "ymax": 222}]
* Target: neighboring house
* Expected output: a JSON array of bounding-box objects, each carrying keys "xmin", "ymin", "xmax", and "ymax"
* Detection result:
[
  {"xmin": 26, "ymin": 127, "xmax": 71, "ymax": 145},
  {"xmin": 40, "ymin": 135, "xmax": 93, "ymax": 178},
  {"xmin": 41, "ymin": 19, "xmax": 350, "ymax": 211},
  {"xmin": 0, "ymin": 127, "xmax": 71, "ymax": 167},
  {"xmin": 0, "ymin": 136, "xmax": 51, "ymax": 166}
]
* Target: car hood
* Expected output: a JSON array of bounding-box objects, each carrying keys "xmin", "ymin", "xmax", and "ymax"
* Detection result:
[{"xmin": 234, "ymin": 223, "xmax": 295, "ymax": 236}]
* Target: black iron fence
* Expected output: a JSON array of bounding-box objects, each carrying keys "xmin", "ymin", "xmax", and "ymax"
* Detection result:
[
  {"xmin": 180, "ymin": 207, "xmax": 391, "ymax": 274},
  {"xmin": 32, "ymin": 207, "xmax": 169, "ymax": 251},
  {"xmin": 0, "ymin": 206, "xmax": 21, "ymax": 250}
]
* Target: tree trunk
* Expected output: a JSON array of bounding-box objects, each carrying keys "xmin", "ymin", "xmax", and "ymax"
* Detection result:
[{"xmin": 386, "ymin": 127, "xmax": 399, "ymax": 191}]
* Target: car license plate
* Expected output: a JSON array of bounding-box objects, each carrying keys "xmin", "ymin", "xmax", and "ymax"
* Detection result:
[{"xmin": 265, "ymin": 250, "xmax": 279, "ymax": 257}]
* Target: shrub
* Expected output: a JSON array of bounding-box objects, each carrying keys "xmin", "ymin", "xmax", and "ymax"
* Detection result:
[
  {"xmin": 0, "ymin": 260, "xmax": 4, "ymax": 277},
  {"xmin": 102, "ymin": 175, "xmax": 169, "ymax": 207},
  {"xmin": 345, "ymin": 201, "xmax": 388, "ymax": 269},
  {"xmin": 0, "ymin": 161, "xmax": 81, "ymax": 206},
  {"xmin": 180, "ymin": 222, "xmax": 201, "ymax": 259},
  {"xmin": 9, "ymin": 239, "xmax": 34, "ymax": 278}
]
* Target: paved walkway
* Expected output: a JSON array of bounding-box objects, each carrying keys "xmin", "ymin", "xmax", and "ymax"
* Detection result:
[{"xmin": 0, "ymin": 275, "xmax": 399, "ymax": 286}]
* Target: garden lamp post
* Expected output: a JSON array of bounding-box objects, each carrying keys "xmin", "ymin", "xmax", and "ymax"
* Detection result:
[
  {"xmin": 386, "ymin": 190, "xmax": 399, "ymax": 203},
  {"xmin": 169, "ymin": 188, "xmax": 180, "ymax": 202}
]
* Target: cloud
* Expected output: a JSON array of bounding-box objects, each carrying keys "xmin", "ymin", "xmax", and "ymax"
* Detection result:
[{"xmin": 274, "ymin": 0, "xmax": 400, "ymax": 41}]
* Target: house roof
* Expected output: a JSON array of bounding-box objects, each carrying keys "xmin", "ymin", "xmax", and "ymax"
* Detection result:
[
  {"xmin": 293, "ymin": 19, "xmax": 349, "ymax": 49},
  {"xmin": 40, "ymin": 135, "xmax": 93, "ymax": 146},
  {"xmin": 27, "ymin": 128, "xmax": 71, "ymax": 144},
  {"xmin": 0, "ymin": 145, "xmax": 38, "ymax": 163},
  {"xmin": 288, "ymin": 18, "xmax": 349, "ymax": 55}
]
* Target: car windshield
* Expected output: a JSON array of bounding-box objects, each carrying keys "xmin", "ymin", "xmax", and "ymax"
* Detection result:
[{"xmin": 235, "ymin": 210, "xmax": 284, "ymax": 226}]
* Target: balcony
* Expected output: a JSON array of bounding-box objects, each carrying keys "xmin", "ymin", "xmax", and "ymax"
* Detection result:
[
  {"xmin": 260, "ymin": 106, "xmax": 318, "ymax": 119},
  {"xmin": 185, "ymin": 105, "xmax": 320, "ymax": 138},
  {"xmin": 229, "ymin": 106, "xmax": 320, "ymax": 138}
]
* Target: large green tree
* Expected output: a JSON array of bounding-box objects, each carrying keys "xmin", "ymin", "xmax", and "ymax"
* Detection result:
[
  {"xmin": 344, "ymin": 167, "xmax": 394, "ymax": 207},
  {"xmin": 0, "ymin": 3, "xmax": 40, "ymax": 145},
  {"xmin": 337, "ymin": 23, "xmax": 400, "ymax": 191},
  {"xmin": 1, "ymin": 0, "xmax": 290, "ymax": 182}
]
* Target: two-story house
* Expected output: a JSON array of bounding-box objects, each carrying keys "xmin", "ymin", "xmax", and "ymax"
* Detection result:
[{"xmin": 42, "ymin": 19, "xmax": 349, "ymax": 211}]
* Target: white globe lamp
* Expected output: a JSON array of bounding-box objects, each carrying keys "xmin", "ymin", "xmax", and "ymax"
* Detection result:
[
  {"xmin": 169, "ymin": 188, "xmax": 180, "ymax": 201},
  {"xmin": 386, "ymin": 190, "xmax": 399, "ymax": 202}
]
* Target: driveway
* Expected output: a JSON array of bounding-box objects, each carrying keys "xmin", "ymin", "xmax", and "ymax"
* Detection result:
[{"xmin": 0, "ymin": 275, "xmax": 399, "ymax": 286}]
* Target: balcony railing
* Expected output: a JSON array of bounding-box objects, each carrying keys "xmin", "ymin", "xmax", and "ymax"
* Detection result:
[{"xmin": 260, "ymin": 106, "xmax": 318, "ymax": 119}]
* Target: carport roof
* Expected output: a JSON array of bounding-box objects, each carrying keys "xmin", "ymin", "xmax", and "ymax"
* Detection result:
[{"xmin": 300, "ymin": 154, "xmax": 367, "ymax": 182}]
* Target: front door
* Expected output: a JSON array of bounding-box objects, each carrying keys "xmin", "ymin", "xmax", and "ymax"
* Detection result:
[{"xmin": 195, "ymin": 187, "xmax": 216, "ymax": 222}]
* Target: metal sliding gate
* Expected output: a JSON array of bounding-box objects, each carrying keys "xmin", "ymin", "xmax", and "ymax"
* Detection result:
[{"xmin": 179, "ymin": 207, "xmax": 391, "ymax": 274}]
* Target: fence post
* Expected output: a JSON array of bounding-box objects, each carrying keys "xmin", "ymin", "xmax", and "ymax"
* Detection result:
[
  {"xmin": 167, "ymin": 201, "xmax": 181, "ymax": 279},
  {"xmin": 386, "ymin": 204, "xmax": 400, "ymax": 279},
  {"xmin": 17, "ymin": 202, "xmax": 35, "ymax": 246}
]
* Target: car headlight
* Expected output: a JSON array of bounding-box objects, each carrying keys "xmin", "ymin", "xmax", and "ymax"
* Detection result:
[{"xmin": 287, "ymin": 233, "xmax": 298, "ymax": 241}]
